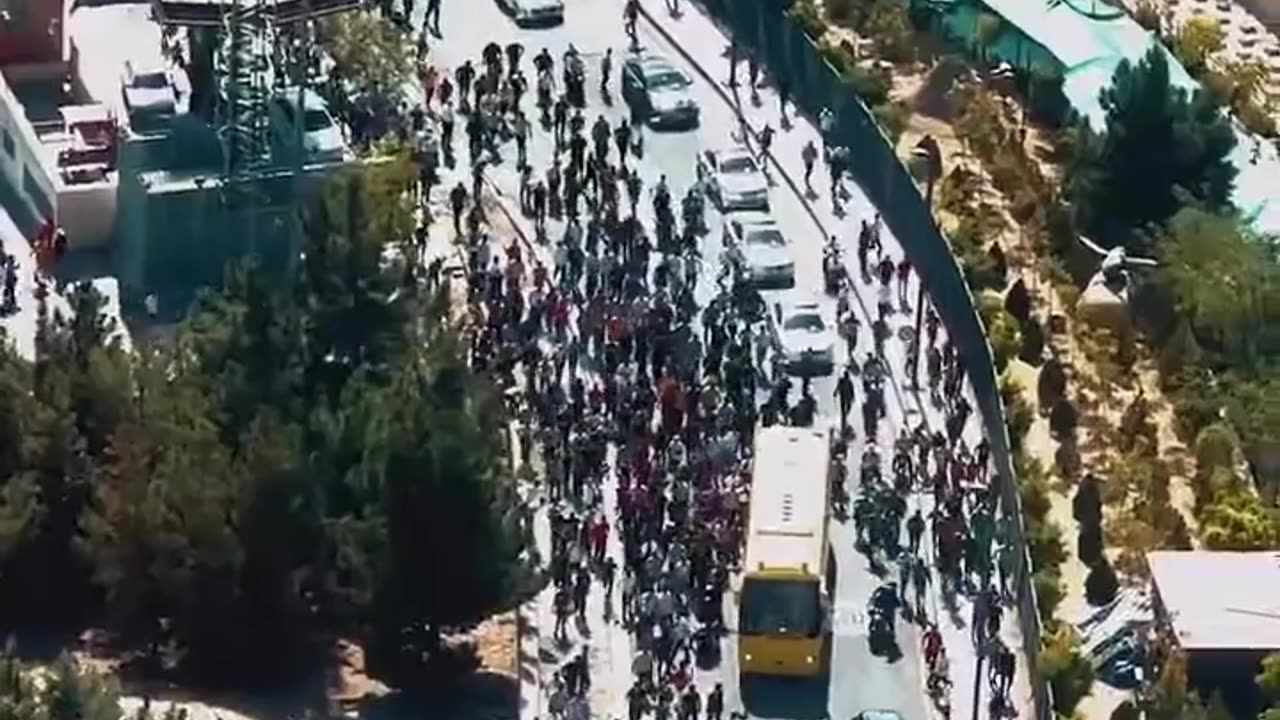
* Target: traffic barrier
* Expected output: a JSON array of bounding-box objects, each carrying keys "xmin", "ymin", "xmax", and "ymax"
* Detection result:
[{"xmin": 686, "ymin": 1, "xmax": 1054, "ymax": 717}]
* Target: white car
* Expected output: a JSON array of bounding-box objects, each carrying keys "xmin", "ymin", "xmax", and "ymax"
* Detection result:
[
  {"xmin": 698, "ymin": 147, "xmax": 770, "ymax": 211},
  {"xmin": 497, "ymin": 0, "xmax": 565, "ymax": 25},
  {"xmin": 771, "ymin": 299, "xmax": 837, "ymax": 376},
  {"xmin": 269, "ymin": 88, "xmax": 347, "ymax": 164},
  {"xmin": 723, "ymin": 214, "xmax": 795, "ymax": 289}
]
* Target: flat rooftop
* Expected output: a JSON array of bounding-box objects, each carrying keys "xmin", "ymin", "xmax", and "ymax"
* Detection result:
[
  {"xmin": 1148, "ymin": 550, "xmax": 1280, "ymax": 652},
  {"xmin": 149, "ymin": 0, "xmax": 361, "ymax": 25}
]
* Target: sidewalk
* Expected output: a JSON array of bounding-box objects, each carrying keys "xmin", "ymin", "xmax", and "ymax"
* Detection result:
[{"xmin": 627, "ymin": 1, "xmax": 1037, "ymax": 718}]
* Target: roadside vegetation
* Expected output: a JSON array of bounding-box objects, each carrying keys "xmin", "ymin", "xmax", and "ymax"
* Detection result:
[
  {"xmin": 0, "ymin": 154, "xmax": 534, "ymax": 697},
  {"xmin": 781, "ymin": 0, "xmax": 1280, "ymax": 717}
]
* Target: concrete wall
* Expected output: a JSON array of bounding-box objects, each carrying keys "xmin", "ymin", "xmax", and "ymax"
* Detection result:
[
  {"xmin": 57, "ymin": 179, "xmax": 118, "ymax": 250},
  {"xmin": 0, "ymin": 71, "xmax": 57, "ymax": 234}
]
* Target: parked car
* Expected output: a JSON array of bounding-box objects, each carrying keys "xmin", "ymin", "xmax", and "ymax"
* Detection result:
[
  {"xmin": 698, "ymin": 146, "xmax": 769, "ymax": 211},
  {"xmin": 621, "ymin": 53, "xmax": 700, "ymax": 128},
  {"xmin": 121, "ymin": 60, "xmax": 177, "ymax": 132},
  {"xmin": 769, "ymin": 298, "xmax": 837, "ymax": 376},
  {"xmin": 723, "ymin": 214, "xmax": 795, "ymax": 289},
  {"xmin": 495, "ymin": 0, "xmax": 564, "ymax": 26},
  {"xmin": 269, "ymin": 88, "xmax": 347, "ymax": 164}
]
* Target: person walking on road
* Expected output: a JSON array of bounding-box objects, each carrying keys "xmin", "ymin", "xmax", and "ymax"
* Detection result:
[
  {"xmin": 756, "ymin": 124, "xmax": 774, "ymax": 165},
  {"xmin": 449, "ymin": 181, "xmax": 467, "ymax": 235},
  {"xmin": 818, "ymin": 106, "xmax": 835, "ymax": 154},
  {"xmin": 747, "ymin": 52, "xmax": 760, "ymax": 103},
  {"xmin": 424, "ymin": 0, "xmax": 441, "ymax": 37},
  {"xmin": 600, "ymin": 47, "xmax": 613, "ymax": 97},
  {"xmin": 625, "ymin": 0, "xmax": 640, "ymax": 47},
  {"xmin": 706, "ymin": 683, "xmax": 724, "ymax": 720},
  {"xmin": 666, "ymin": 0, "xmax": 681, "ymax": 15},
  {"xmin": 801, "ymin": 139, "xmax": 817, "ymax": 193}
]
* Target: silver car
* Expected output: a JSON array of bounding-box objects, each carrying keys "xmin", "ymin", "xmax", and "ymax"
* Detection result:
[
  {"xmin": 771, "ymin": 299, "xmax": 837, "ymax": 376},
  {"xmin": 699, "ymin": 147, "xmax": 770, "ymax": 211},
  {"xmin": 622, "ymin": 54, "xmax": 700, "ymax": 128},
  {"xmin": 724, "ymin": 214, "xmax": 795, "ymax": 289}
]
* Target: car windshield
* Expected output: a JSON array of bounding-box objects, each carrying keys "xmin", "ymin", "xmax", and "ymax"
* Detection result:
[
  {"xmin": 784, "ymin": 312, "xmax": 825, "ymax": 332},
  {"xmin": 304, "ymin": 109, "xmax": 334, "ymax": 132},
  {"xmin": 720, "ymin": 155, "xmax": 757, "ymax": 174},
  {"xmin": 740, "ymin": 578, "xmax": 822, "ymax": 636},
  {"xmin": 745, "ymin": 228, "xmax": 786, "ymax": 247},
  {"xmin": 647, "ymin": 68, "xmax": 690, "ymax": 90},
  {"xmin": 133, "ymin": 72, "xmax": 168, "ymax": 89}
]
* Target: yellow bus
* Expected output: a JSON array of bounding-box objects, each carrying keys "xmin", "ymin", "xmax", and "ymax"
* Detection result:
[{"xmin": 738, "ymin": 426, "xmax": 833, "ymax": 677}]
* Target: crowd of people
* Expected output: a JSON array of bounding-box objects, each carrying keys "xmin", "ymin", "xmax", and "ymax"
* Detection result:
[{"xmin": 346, "ymin": 2, "xmax": 1027, "ymax": 718}]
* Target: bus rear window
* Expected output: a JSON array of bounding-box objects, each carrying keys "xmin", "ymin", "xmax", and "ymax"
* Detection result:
[{"xmin": 740, "ymin": 577, "xmax": 821, "ymax": 637}]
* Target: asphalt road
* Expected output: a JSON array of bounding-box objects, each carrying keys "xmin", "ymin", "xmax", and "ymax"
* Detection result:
[{"xmin": 419, "ymin": 2, "xmax": 930, "ymax": 719}]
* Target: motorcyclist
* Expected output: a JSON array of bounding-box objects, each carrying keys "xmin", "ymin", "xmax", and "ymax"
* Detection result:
[
  {"xmin": 789, "ymin": 378, "xmax": 816, "ymax": 427},
  {"xmin": 869, "ymin": 582, "xmax": 901, "ymax": 634}
]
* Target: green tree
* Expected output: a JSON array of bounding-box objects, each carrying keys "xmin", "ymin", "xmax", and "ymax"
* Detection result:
[
  {"xmin": 78, "ymin": 353, "xmax": 244, "ymax": 667},
  {"xmin": 1157, "ymin": 207, "xmax": 1272, "ymax": 367},
  {"xmin": 319, "ymin": 10, "xmax": 414, "ymax": 103},
  {"xmin": 1068, "ymin": 46, "xmax": 1236, "ymax": 250},
  {"xmin": 1039, "ymin": 624, "xmax": 1095, "ymax": 716},
  {"xmin": 364, "ymin": 334, "xmax": 534, "ymax": 683},
  {"xmin": 1085, "ymin": 557, "xmax": 1119, "ymax": 605},
  {"xmin": 299, "ymin": 162, "xmax": 416, "ymax": 400},
  {"xmin": 1172, "ymin": 17, "xmax": 1225, "ymax": 74},
  {"xmin": 1257, "ymin": 652, "xmax": 1280, "ymax": 706}
]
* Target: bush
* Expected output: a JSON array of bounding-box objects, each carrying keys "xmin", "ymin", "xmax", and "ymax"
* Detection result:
[
  {"xmin": 1039, "ymin": 625, "xmax": 1096, "ymax": 716},
  {"xmin": 1078, "ymin": 523, "xmax": 1104, "ymax": 567},
  {"xmin": 1004, "ymin": 278, "xmax": 1032, "ymax": 324},
  {"xmin": 865, "ymin": 0, "xmax": 916, "ymax": 64},
  {"xmin": 980, "ymin": 294, "xmax": 1021, "ymax": 371},
  {"xmin": 1020, "ymin": 316, "xmax": 1045, "ymax": 364},
  {"xmin": 1003, "ymin": 374, "xmax": 1033, "ymax": 447},
  {"xmin": 1119, "ymin": 393, "xmax": 1158, "ymax": 453},
  {"xmin": 824, "ymin": 0, "xmax": 855, "ymax": 23},
  {"xmin": 1033, "ymin": 568, "xmax": 1064, "ymax": 622},
  {"xmin": 787, "ymin": 0, "xmax": 828, "ymax": 39},
  {"xmin": 1038, "ymin": 358, "xmax": 1068, "ymax": 410},
  {"xmin": 1049, "ymin": 398, "xmax": 1079, "ymax": 439},
  {"xmin": 848, "ymin": 62, "xmax": 892, "ymax": 106},
  {"xmin": 819, "ymin": 38, "xmax": 858, "ymax": 77},
  {"xmin": 1027, "ymin": 514, "xmax": 1068, "ymax": 572},
  {"xmin": 1194, "ymin": 423, "xmax": 1238, "ymax": 476},
  {"xmin": 1085, "ymin": 557, "xmax": 1120, "ymax": 606},
  {"xmin": 1073, "ymin": 474, "xmax": 1103, "ymax": 527},
  {"xmin": 1238, "ymin": 99, "xmax": 1278, "ymax": 138},
  {"xmin": 872, "ymin": 100, "xmax": 912, "ymax": 146}
]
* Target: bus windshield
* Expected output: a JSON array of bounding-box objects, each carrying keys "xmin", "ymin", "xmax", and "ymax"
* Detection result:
[{"xmin": 740, "ymin": 577, "xmax": 822, "ymax": 637}]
